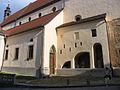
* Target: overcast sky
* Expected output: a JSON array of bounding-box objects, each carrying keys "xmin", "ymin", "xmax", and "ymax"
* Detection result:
[{"xmin": 0, "ymin": 0, "xmax": 36, "ymax": 22}]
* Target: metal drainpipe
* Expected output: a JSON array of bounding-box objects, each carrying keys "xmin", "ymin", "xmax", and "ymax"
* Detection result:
[{"xmin": 104, "ymin": 18, "xmax": 113, "ymax": 76}]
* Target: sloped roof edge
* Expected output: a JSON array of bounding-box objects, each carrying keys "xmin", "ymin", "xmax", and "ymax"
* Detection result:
[
  {"xmin": 5, "ymin": 10, "xmax": 62, "ymax": 36},
  {"xmin": 56, "ymin": 13, "xmax": 106, "ymax": 29},
  {"xmin": 1, "ymin": 0, "xmax": 61, "ymax": 27}
]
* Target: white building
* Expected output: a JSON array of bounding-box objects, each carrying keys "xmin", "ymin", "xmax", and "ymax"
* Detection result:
[{"xmin": 0, "ymin": 0, "xmax": 120, "ymax": 77}]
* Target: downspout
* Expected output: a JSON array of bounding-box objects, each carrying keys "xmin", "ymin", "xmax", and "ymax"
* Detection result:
[
  {"xmin": 104, "ymin": 18, "xmax": 113, "ymax": 76},
  {"xmin": 40, "ymin": 26, "xmax": 45, "ymax": 77}
]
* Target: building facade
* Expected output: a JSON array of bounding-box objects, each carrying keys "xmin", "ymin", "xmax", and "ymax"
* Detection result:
[{"xmin": 0, "ymin": 0, "xmax": 120, "ymax": 77}]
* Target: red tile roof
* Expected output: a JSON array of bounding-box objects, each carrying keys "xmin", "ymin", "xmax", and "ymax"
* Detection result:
[
  {"xmin": 1, "ymin": 0, "xmax": 61, "ymax": 27},
  {"xmin": 5, "ymin": 10, "xmax": 62, "ymax": 36}
]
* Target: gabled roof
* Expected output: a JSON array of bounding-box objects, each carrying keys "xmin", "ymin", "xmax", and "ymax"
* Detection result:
[
  {"xmin": 57, "ymin": 13, "xmax": 106, "ymax": 29},
  {"xmin": 1, "ymin": 0, "xmax": 61, "ymax": 27},
  {"xmin": 5, "ymin": 10, "xmax": 62, "ymax": 36}
]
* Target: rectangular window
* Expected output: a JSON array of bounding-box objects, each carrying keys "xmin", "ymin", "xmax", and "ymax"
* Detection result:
[
  {"xmin": 14, "ymin": 48, "xmax": 19, "ymax": 60},
  {"xmin": 60, "ymin": 50, "xmax": 62, "ymax": 54},
  {"xmin": 119, "ymin": 50, "xmax": 120, "ymax": 56},
  {"xmin": 63, "ymin": 44, "xmax": 65, "ymax": 48},
  {"xmin": 91, "ymin": 29, "xmax": 97, "ymax": 37},
  {"xmin": 74, "ymin": 32, "xmax": 79, "ymax": 40},
  {"xmin": 69, "ymin": 47, "xmax": 71, "ymax": 52},
  {"xmin": 75, "ymin": 43, "xmax": 77, "ymax": 48},
  {"xmin": 28, "ymin": 45, "xmax": 34, "ymax": 59},
  {"xmin": 5, "ymin": 50, "xmax": 8, "ymax": 60}
]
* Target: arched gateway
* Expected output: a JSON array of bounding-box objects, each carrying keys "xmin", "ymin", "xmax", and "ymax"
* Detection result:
[{"xmin": 75, "ymin": 52, "xmax": 90, "ymax": 68}]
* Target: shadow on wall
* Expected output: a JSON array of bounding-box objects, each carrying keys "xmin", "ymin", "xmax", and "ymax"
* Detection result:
[{"xmin": 56, "ymin": 63, "xmax": 120, "ymax": 78}]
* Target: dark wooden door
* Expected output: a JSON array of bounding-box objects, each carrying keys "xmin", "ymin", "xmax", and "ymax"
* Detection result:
[{"xmin": 49, "ymin": 53, "xmax": 55, "ymax": 74}]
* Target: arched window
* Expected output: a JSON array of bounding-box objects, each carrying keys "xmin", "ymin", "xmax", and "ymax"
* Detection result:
[
  {"xmin": 94, "ymin": 43, "xmax": 104, "ymax": 68},
  {"xmin": 52, "ymin": 7, "xmax": 56, "ymax": 12},
  {"xmin": 75, "ymin": 52, "xmax": 90, "ymax": 68},
  {"xmin": 62, "ymin": 61, "xmax": 71, "ymax": 68},
  {"xmin": 28, "ymin": 17, "xmax": 31, "ymax": 22},
  {"xmin": 39, "ymin": 13, "xmax": 42, "ymax": 17},
  {"xmin": 19, "ymin": 22, "xmax": 22, "ymax": 25}
]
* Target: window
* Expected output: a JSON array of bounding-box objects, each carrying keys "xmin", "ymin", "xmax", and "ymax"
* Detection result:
[
  {"xmin": 69, "ymin": 47, "xmax": 71, "ymax": 52},
  {"xmin": 28, "ymin": 17, "xmax": 31, "ymax": 22},
  {"xmin": 62, "ymin": 61, "xmax": 71, "ymax": 68},
  {"xmin": 30, "ymin": 38, "xmax": 33, "ymax": 42},
  {"xmin": 75, "ymin": 15, "xmax": 82, "ymax": 22},
  {"xmin": 28, "ymin": 45, "xmax": 34, "ymax": 59},
  {"xmin": 39, "ymin": 13, "xmax": 42, "ymax": 17},
  {"xmin": 63, "ymin": 44, "xmax": 65, "ymax": 48},
  {"xmin": 19, "ymin": 22, "xmax": 22, "ymax": 25},
  {"xmin": 91, "ymin": 29, "xmax": 97, "ymax": 37},
  {"xmin": 119, "ymin": 50, "xmax": 120, "ymax": 55},
  {"xmin": 5, "ymin": 49, "xmax": 8, "ymax": 60},
  {"xmin": 52, "ymin": 7, "xmax": 56, "ymax": 12},
  {"xmin": 74, "ymin": 32, "xmax": 79, "ymax": 40},
  {"xmin": 80, "ymin": 42, "xmax": 82, "ymax": 46},
  {"xmin": 14, "ymin": 48, "xmax": 19, "ymax": 60},
  {"xmin": 60, "ymin": 50, "xmax": 62, "ymax": 54},
  {"xmin": 75, "ymin": 43, "xmax": 77, "ymax": 48}
]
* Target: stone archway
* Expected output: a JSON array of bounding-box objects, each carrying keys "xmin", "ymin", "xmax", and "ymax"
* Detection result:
[
  {"xmin": 75, "ymin": 52, "xmax": 90, "ymax": 68},
  {"xmin": 49, "ymin": 45, "xmax": 56, "ymax": 75},
  {"xmin": 94, "ymin": 43, "xmax": 104, "ymax": 68}
]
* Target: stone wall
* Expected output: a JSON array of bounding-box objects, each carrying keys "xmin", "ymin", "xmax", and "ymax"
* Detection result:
[{"xmin": 107, "ymin": 19, "xmax": 120, "ymax": 67}]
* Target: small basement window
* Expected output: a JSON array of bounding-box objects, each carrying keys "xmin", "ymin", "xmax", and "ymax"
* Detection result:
[
  {"xmin": 91, "ymin": 29, "xmax": 97, "ymax": 37},
  {"xmin": 62, "ymin": 61, "xmax": 71, "ymax": 68}
]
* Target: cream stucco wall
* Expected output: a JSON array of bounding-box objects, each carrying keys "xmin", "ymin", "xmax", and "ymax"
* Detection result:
[
  {"xmin": 42, "ymin": 11, "xmax": 63, "ymax": 75},
  {"xmin": 2, "ymin": 29, "xmax": 43, "ymax": 76},
  {"xmin": 0, "ymin": 35, "xmax": 4, "ymax": 70},
  {"xmin": 64, "ymin": 0, "xmax": 120, "ymax": 23},
  {"xmin": 57, "ymin": 19, "xmax": 110, "ymax": 70}
]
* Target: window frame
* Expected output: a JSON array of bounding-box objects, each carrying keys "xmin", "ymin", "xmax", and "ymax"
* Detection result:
[
  {"xmin": 5, "ymin": 49, "xmax": 9, "ymax": 60},
  {"xmin": 14, "ymin": 47, "xmax": 19, "ymax": 60},
  {"xmin": 27, "ymin": 44, "xmax": 34, "ymax": 60},
  {"xmin": 91, "ymin": 29, "xmax": 97, "ymax": 37},
  {"xmin": 74, "ymin": 32, "xmax": 79, "ymax": 40}
]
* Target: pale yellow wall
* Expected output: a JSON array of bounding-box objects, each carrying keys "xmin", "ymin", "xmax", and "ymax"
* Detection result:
[
  {"xmin": 57, "ymin": 20, "xmax": 110, "ymax": 69},
  {"xmin": 64, "ymin": 0, "xmax": 120, "ymax": 23}
]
